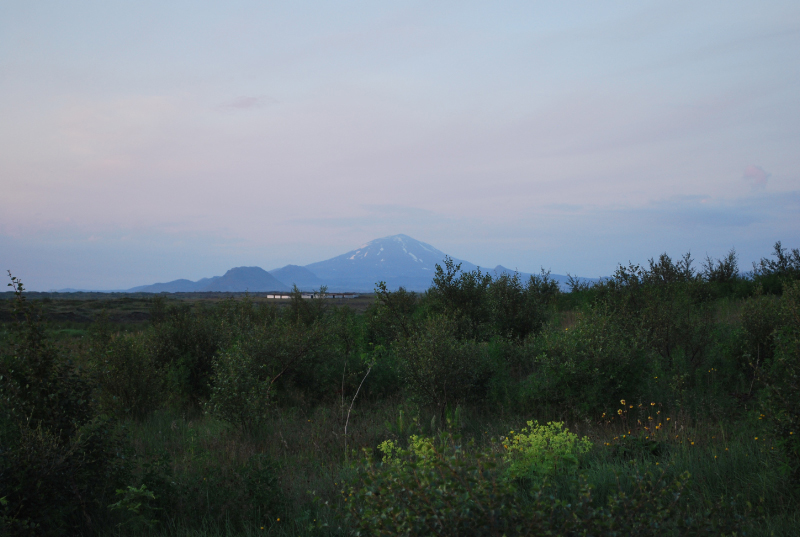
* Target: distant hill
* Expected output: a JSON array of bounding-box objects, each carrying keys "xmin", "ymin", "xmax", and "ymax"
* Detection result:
[
  {"xmin": 128, "ymin": 277, "xmax": 221, "ymax": 293},
  {"xmin": 127, "ymin": 269, "xmax": 286, "ymax": 293},
  {"xmin": 269, "ymin": 265, "xmax": 324, "ymax": 291},
  {"xmin": 124, "ymin": 234, "xmax": 590, "ymax": 293},
  {"xmin": 201, "ymin": 267, "xmax": 288, "ymax": 292}
]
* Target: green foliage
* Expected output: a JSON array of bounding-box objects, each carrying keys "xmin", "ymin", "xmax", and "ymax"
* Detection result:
[
  {"xmin": 1, "ymin": 274, "xmax": 94, "ymax": 441},
  {"xmin": 595, "ymin": 254, "xmax": 715, "ymax": 376},
  {"xmin": 753, "ymin": 241, "xmax": 800, "ymax": 294},
  {"xmin": 702, "ymin": 248, "xmax": 740, "ymax": 284},
  {"xmin": 0, "ymin": 417, "xmax": 129, "ymax": 536},
  {"xmin": 427, "ymin": 257, "xmax": 493, "ymax": 340},
  {"xmin": 394, "ymin": 315, "xmax": 485, "ymax": 417},
  {"xmin": 287, "ymin": 284, "xmax": 328, "ymax": 326},
  {"xmin": 740, "ymin": 289, "xmax": 781, "ymax": 366},
  {"xmin": 205, "ymin": 341, "xmax": 274, "ymax": 432},
  {"xmin": 0, "ymin": 274, "xmax": 129, "ymax": 535},
  {"xmin": 488, "ymin": 270, "xmax": 559, "ymax": 340},
  {"xmin": 758, "ymin": 280, "xmax": 800, "ymax": 482},
  {"xmin": 149, "ymin": 299, "xmax": 262, "ymax": 406},
  {"xmin": 206, "ymin": 318, "xmax": 330, "ymax": 430},
  {"xmin": 347, "ymin": 433, "xmax": 745, "ymax": 536},
  {"xmin": 109, "ymin": 484, "xmax": 160, "ymax": 531},
  {"xmin": 503, "ymin": 420, "xmax": 592, "ymax": 479},
  {"xmin": 366, "ymin": 282, "xmax": 420, "ymax": 345},
  {"xmin": 753, "ymin": 241, "xmax": 800, "ymax": 279},
  {"xmin": 523, "ymin": 306, "xmax": 646, "ymax": 415},
  {"xmin": 609, "ymin": 434, "xmax": 668, "ymax": 461},
  {"xmin": 93, "ymin": 333, "xmax": 164, "ymax": 419},
  {"xmin": 347, "ymin": 434, "xmax": 524, "ymax": 536}
]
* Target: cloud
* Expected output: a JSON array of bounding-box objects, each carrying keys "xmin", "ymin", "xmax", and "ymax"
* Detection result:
[
  {"xmin": 743, "ymin": 165, "xmax": 770, "ymax": 189},
  {"xmin": 219, "ymin": 96, "xmax": 275, "ymax": 110}
]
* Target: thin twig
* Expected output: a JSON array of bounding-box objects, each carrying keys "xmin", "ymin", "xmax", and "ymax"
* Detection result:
[{"xmin": 344, "ymin": 364, "xmax": 372, "ymax": 461}]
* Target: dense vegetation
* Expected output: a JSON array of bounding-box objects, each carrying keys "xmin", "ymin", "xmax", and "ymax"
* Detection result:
[{"xmin": 2, "ymin": 242, "xmax": 800, "ymax": 536}]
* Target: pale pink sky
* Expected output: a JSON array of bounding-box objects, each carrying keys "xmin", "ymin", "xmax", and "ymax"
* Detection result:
[{"xmin": 1, "ymin": 1, "xmax": 798, "ymax": 289}]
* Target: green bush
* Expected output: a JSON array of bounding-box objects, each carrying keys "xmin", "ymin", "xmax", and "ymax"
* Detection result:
[
  {"xmin": 149, "ymin": 298, "xmax": 269, "ymax": 406},
  {"xmin": 594, "ymin": 254, "xmax": 715, "ymax": 377},
  {"xmin": 758, "ymin": 280, "xmax": 800, "ymax": 483},
  {"xmin": 522, "ymin": 306, "xmax": 646, "ymax": 415},
  {"xmin": 502, "ymin": 420, "xmax": 592, "ymax": 479},
  {"xmin": 740, "ymin": 289, "xmax": 781, "ymax": 367},
  {"xmin": 93, "ymin": 333, "xmax": 164, "ymax": 420},
  {"xmin": 347, "ymin": 433, "xmax": 745, "ymax": 536},
  {"xmin": 206, "ymin": 319, "xmax": 330, "ymax": 430},
  {"xmin": 365, "ymin": 282, "xmax": 420, "ymax": 346},
  {"xmin": 0, "ymin": 416, "xmax": 128, "ymax": 536},
  {"xmin": 394, "ymin": 315, "xmax": 485, "ymax": 418},
  {"xmin": 347, "ymin": 434, "xmax": 525, "ymax": 536},
  {"xmin": 205, "ymin": 341, "xmax": 274, "ymax": 432},
  {"xmin": 488, "ymin": 270, "xmax": 559, "ymax": 341},
  {"xmin": 426, "ymin": 257, "xmax": 493, "ymax": 340},
  {"xmin": 0, "ymin": 275, "xmax": 128, "ymax": 535}
]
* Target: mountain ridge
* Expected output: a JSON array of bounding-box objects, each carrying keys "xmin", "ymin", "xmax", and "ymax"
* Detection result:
[{"xmin": 124, "ymin": 234, "xmax": 587, "ymax": 293}]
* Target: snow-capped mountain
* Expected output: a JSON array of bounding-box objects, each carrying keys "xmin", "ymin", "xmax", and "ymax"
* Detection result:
[{"xmin": 304, "ymin": 234, "xmax": 477, "ymax": 291}]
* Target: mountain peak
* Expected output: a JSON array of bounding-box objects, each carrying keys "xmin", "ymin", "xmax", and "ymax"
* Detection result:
[
  {"xmin": 269, "ymin": 264, "xmax": 323, "ymax": 291},
  {"xmin": 304, "ymin": 235, "xmax": 477, "ymax": 291},
  {"xmin": 202, "ymin": 266, "xmax": 288, "ymax": 292}
]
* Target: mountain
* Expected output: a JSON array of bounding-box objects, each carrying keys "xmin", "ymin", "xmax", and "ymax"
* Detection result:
[
  {"xmin": 127, "ymin": 269, "xmax": 287, "ymax": 293},
  {"xmin": 124, "ymin": 234, "xmax": 587, "ymax": 293},
  {"xmin": 304, "ymin": 234, "xmax": 478, "ymax": 292},
  {"xmin": 198, "ymin": 267, "xmax": 288, "ymax": 292},
  {"xmin": 269, "ymin": 265, "xmax": 324, "ymax": 291},
  {"xmin": 128, "ymin": 277, "xmax": 219, "ymax": 293}
]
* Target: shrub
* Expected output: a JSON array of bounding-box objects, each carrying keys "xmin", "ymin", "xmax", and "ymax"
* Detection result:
[
  {"xmin": 365, "ymin": 282, "xmax": 420, "ymax": 346},
  {"xmin": 347, "ymin": 434, "xmax": 525, "ymax": 536},
  {"xmin": 0, "ymin": 275, "xmax": 94, "ymax": 441},
  {"xmin": 347, "ymin": 433, "xmax": 745, "ymax": 536},
  {"xmin": 207, "ymin": 319, "xmax": 330, "ymax": 430},
  {"xmin": 522, "ymin": 306, "xmax": 646, "ymax": 415},
  {"xmin": 108, "ymin": 484, "xmax": 160, "ymax": 531},
  {"xmin": 0, "ymin": 416, "xmax": 128, "ymax": 536},
  {"xmin": 0, "ymin": 275, "xmax": 129, "ymax": 535},
  {"xmin": 739, "ymin": 289, "xmax": 781, "ymax": 366},
  {"xmin": 593, "ymin": 254, "xmax": 715, "ymax": 376},
  {"xmin": 426, "ymin": 257, "xmax": 493, "ymax": 340},
  {"xmin": 93, "ymin": 333, "xmax": 164, "ymax": 420},
  {"xmin": 488, "ymin": 270, "xmax": 559, "ymax": 341},
  {"xmin": 394, "ymin": 315, "xmax": 485, "ymax": 419},
  {"xmin": 758, "ymin": 280, "xmax": 800, "ymax": 482},
  {"xmin": 205, "ymin": 341, "xmax": 274, "ymax": 432},
  {"xmin": 149, "ymin": 300, "xmax": 242, "ymax": 406},
  {"xmin": 503, "ymin": 421, "xmax": 592, "ymax": 479}
]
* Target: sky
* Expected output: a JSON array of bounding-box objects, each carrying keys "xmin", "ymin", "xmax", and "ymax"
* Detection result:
[{"xmin": 1, "ymin": 1, "xmax": 799, "ymax": 290}]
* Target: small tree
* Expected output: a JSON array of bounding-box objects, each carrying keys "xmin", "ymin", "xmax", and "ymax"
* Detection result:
[
  {"xmin": 427, "ymin": 257, "xmax": 493, "ymax": 340},
  {"xmin": 394, "ymin": 316, "xmax": 483, "ymax": 419},
  {"xmin": 366, "ymin": 281, "xmax": 419, "ymax": 345}
]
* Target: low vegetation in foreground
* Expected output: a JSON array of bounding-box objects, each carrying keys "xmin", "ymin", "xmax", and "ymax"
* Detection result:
[{"xmin": 2, "ymin": 243, "xmax": 800, "ymax": 536}]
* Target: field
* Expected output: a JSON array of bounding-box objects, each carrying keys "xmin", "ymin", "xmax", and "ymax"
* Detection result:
[{"xmin": 2, "ymin": 247, "xmax": 800, "ymax": 536}]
